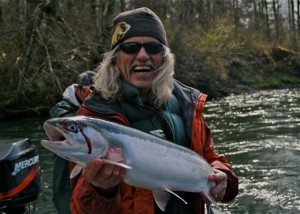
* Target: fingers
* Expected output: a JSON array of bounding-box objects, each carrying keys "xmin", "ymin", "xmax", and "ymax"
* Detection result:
[
  {"xmin": 82, "ymin": 148, "xmax": 126, "ymax": 189},
  {"xmin": 90, "ymin": 164, "xmax": 125, "ymax": 189},
  {"xmin": 82, "ymin": 158, "xmax": 102, "ymax": 180},
  {"xmin": 208, "ymin": 168, "xmax": 228, "ymax": 202}
]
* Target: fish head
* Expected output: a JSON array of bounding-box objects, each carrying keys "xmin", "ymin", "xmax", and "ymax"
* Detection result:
[{"xmin": 41, "ymin": 116, "xmax": 109, "ymax": 167}]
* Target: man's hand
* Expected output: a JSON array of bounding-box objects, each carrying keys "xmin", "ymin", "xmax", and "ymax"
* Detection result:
[
  {"xmin": 208, "ymin": 168, "xmax": 228, "ymax": 202},
  {"xmin": 82, "ymin": 148, "xmax": 126, "ymax": 190}
]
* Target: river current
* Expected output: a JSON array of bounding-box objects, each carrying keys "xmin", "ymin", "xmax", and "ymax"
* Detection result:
[{"xmin": 0, "ymin": 88, "xmax": 299, "ymax": 213}]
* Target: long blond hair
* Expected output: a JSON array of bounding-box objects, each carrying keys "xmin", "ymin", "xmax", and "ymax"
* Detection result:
[{"xmin": 94, "ymin": 46, "xmax": 175, "ymax": 108}]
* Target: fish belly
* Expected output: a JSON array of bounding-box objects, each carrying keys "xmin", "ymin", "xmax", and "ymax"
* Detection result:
[{"xmin": 113, "ymin": 133, "xmax": 214, "ymax": 193}]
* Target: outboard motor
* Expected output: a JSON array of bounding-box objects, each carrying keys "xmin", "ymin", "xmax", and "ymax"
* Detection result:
[{"xmin": 0, "ymin": 138, "xmax": 41, "ymax": 214}]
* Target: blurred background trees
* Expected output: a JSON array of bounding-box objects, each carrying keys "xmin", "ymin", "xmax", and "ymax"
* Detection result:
[{"xmin": 0, "ymin": 0, "xmax": 300, "ymax": 119}]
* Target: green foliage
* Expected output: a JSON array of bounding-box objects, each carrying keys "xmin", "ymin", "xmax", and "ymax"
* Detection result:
[
  {"xmin": 1, "ymin": 0, "xmax": 300, "ymax": 119},
  {"xmin": 183, "ymin": 20, "xmax": 246, "ymax": 81}
]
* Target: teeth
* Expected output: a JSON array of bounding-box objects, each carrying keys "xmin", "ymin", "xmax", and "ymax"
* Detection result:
[
  {"xmin": 133, "ymin": 65, "xmax": 151, "ymax": 72},
  {"xmin": 136, "ymin": 65, "xmax": 150, "ymax": 69}
]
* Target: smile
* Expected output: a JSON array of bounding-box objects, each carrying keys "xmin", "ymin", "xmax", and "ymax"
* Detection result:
[{"xmin": 132, "ymin": 65, "xmax": 153, "ymax": 73}]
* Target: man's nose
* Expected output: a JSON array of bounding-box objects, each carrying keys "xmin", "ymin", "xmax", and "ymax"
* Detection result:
[{"xmin": 135, "ymin": 47, "xmax": 150, "ymax": 61}]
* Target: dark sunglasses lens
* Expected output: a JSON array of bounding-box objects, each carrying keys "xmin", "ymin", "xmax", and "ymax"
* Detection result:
[
  {"xmin": 119, "ymin": 42, "xmax": 163, "ymax": 54},
  {"xmin": 119, "ymin": 43, "xmax": 141, "ymax": 54},
  {"xmin": 144, "ymin": 43, "xmax": 163, "ymax": 54}
]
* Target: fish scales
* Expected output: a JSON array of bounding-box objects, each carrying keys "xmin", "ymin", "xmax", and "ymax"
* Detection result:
[
  {"xmin": 108, "ymin": 132, "xmax": 212, "ymax": 192},
  {"xmin": 41, "ymin": 115, "xmax": 216, "ymax": 211}
]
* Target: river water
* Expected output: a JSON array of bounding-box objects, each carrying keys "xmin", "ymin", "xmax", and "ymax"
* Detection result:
[{"xmin": 0, "ymin": 88, "xmax": 299, "ymax": 214}]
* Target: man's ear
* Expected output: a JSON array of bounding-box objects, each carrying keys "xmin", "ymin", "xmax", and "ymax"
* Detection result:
[{"xmin": 114, "ymin": 57, "xmax": 121, "ymax": 68}]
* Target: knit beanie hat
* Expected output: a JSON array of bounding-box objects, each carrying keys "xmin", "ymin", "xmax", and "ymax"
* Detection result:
[{"xmin": 111, "ymin": 7, "xmax": 168, "ymax": 49}]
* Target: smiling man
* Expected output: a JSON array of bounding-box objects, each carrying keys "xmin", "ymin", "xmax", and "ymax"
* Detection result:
[
  {"xmin": 70, "ymin": 7, "xmax": 238, "ymax": 214},
  {"xmin": 116, "ymin": 37, "xmax": 163, "ymax": 92}
]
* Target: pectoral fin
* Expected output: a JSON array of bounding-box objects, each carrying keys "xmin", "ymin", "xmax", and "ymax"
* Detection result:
[
  {"xmin": 69, "ymin": 160, "xmax": 131, "ymax": 179},
  {"xmin": 70, "ymin": 164, "xmax": 83, "ymax": 179},
  {"xmin": 102, "ymin": 159, "xmax": 132, "ymax": 169}
]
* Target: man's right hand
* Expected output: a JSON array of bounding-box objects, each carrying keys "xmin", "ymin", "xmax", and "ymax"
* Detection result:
[{"xmin": 82, "ymin": 148, "xmax": 126, "ymax": 190}]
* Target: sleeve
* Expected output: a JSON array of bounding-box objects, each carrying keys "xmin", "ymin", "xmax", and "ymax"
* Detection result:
[
  {"xmin": 191, "ymin": 93, "xmax": 238, "ymax": 203},
  {"xmin": 201, "ymin": 121, "xmax": 239, "ymax": 202},
  {"xmin": 70, "ymin": 177, "xmax": 121, "ymax": 214},
  {"xmin": 49, "ymin": 100, "xmax": 78, "ymax": 118}
]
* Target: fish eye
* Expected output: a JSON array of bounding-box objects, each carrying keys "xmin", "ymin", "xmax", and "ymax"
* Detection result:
[{"xmin": 68, "ymin": 124, "xmax": 77, "ymax": 132}]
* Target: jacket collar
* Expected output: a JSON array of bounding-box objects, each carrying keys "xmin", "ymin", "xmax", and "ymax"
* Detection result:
[{"xmin": 121, "ymin": 83, "xmax": 144, "ymax": 106}]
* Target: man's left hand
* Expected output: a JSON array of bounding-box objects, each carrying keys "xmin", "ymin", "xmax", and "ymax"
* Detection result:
[{"xmin": 208, "ymin": 168, "xmax": 228, "ymax": 202}]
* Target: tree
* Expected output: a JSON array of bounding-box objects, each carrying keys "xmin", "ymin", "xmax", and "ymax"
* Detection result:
[
  {"xmin": 288, "ymin": 0, "xmax": 298, "ymax": 48},
  {"xmin": 271, "ymin": 0, "xmax": 280, "ymax": 41}
]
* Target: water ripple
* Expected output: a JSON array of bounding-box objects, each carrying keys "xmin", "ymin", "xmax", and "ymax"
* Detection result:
[{"xmin": 205, "ymin": 88, "xmax": 300, "ymax": 213}]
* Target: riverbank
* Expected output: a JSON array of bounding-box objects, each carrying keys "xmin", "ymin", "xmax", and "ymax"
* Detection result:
[
  {"xmin": 1, "ymin": 84, "xmax": 299, "ymax": 122},
  {"xmin": 1, "ymin": 45, "xmax": 300, "ymax": 121}
]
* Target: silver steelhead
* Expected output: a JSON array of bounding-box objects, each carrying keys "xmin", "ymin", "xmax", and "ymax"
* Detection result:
[{"xmin": 41, "ymin": 116, "xmax": 216, "ymax": 211}]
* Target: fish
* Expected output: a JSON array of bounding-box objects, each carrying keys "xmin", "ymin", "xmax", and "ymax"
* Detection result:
[{"xmin": 41, "ymin": 115, "xmax": 216, "ymax": 211}]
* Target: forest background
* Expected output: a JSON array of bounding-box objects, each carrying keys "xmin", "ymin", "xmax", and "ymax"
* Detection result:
[{"xmin": 0, "ymin": 0, "xmax": 300, "ymax": 120}]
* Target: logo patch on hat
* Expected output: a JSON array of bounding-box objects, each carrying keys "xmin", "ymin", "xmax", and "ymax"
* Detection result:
[{"xmin": 111, "ymin": 22, "xmax": 131, "ymax": 48}]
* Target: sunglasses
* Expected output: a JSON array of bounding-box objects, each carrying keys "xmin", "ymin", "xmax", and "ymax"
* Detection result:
[{"xmin": 118, "ymin": 42, "xmax": 164, "ymax": 55}]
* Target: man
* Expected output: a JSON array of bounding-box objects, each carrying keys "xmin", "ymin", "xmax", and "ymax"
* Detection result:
[
  {"xmin": 49, "ymin": 70, "xmax": 95, "ymax": 214},
  {"xmin": 70, "ymin": 7, "xmax": 238, "ymax": 214},
  {"xmin": 49, "ymin": 70, "xmax": 96, "ymax": 118}
]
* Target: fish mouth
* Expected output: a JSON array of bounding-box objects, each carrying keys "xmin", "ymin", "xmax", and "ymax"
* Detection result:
[
  {"xmin": 41, "ymin": 121, "xmax": 74, "ymax": 151},
  {"xmin": 44, "ymin": 123, "xmax": 66, "ymax": 142},
  {"xmin": 43, "ymin": 122, "xmax": 65, "ymax": 141}
]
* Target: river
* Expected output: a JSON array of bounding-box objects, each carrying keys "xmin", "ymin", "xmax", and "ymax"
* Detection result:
[{"xmin": 0, "ymin": 88, "xmax": 299, "ymax": 214}]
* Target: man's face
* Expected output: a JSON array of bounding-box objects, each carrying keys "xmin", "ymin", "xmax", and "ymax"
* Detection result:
[
  {"xmin": 115, "ymin": 36, "xmax": 164, "ymax": 92},
  {"xmin": 75, "ymin": 87, "xmax": 87, "ymax": 103}
]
